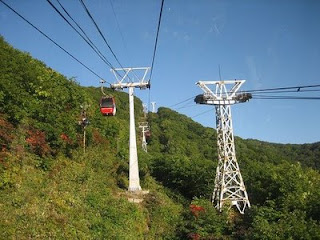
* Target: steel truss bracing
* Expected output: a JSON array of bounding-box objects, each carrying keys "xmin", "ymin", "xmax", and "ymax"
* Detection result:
[
  {"xmin": 195, "ymin": 80, "xmax": 251, "ymax": 214},
  {"xmin": 214, "ymin": 104, "xmax": 250, "ymax": 213},
  {"xmin": 111, "ymin": 67, "xmax": 150, "ymax": 192}
]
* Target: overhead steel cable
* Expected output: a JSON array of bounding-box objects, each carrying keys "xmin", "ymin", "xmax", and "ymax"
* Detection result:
[
  {"xmin": 109, "ymin": 0, "xmax": 130, "ymax": 62},
  {"xmin": 46, "ymin": 0, "xmax": 114, "ymax": 84},
  {"xmin": 169, "ymin": 96, "xmax": 196, "ymax": 108},
  {"xmin": 53, "ymin": 0, "xmax": 115, "ymax": 69},
  {"xmin": 175, "ymin": 104, "xmax": 198, "ymax": 111},
  {"xmin": 243, "ymin": 84, "xmax": 320, "ymax": 93},
  {"xmin": 147, "ymin": 0, "xmax": 165, "ymax": 114},
  {"xmin": 252, "ymin": 96, "xmax": 320, "ymax": 100},
  {"xmin": 245, "ymin": 89, "xmax": 320, "ymax": 95},
  {"xmin": 78, "ymin": 0, "xmax": 127, "ymax": 75},
  {"xmin": 191, "ymin": 108, "xmax": 214, "ymax": 118},
  {"xmin": 108, "ymin": 0, "xmax": 140, "ymax": 82},
  {"xmin": 149, "ymin": 0, "xmax": 165, "ymax": 83},
  {"xmin": 0, "ymin": 0, "xmax": 104, "ymax": 80},
  {"xmin": 247, "ymin": 84, "xmax": 320, "ymax": 100}
]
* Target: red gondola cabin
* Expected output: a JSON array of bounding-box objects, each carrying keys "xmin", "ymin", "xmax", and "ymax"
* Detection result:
[{"xmin": 100, "ymin": 97, "xmax": 116, "ymax": 116}]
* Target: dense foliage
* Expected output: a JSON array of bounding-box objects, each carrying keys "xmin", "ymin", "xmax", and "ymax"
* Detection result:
[
  {"xmin": 1, "ymin": 36, "xmax": 320, "ymax": 239},
  {"xmin": 148, "ymin": 108, "xmax": 320, "ymax": 239}
]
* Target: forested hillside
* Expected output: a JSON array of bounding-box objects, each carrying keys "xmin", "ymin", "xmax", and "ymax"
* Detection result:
[{"xmin": 1, "ymin": 36, "xmax": 320, "ymax": 239}]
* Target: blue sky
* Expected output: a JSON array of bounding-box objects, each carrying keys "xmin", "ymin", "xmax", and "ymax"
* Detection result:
[{"xmin": 1, "ymin": 0, "xmax": 320, "ymax": 144}]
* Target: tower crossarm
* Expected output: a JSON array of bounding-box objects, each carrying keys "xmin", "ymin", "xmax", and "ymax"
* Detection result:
[
  {"xmin": 139, "ymin": 122, "xmax": 149, "ymax": 128},
  {"xmin": 110, "ymin": 67, "xmax": 150, "ymax": 90},
  {"xmin": 195, "ymin": 80, "xmax": 246, "ymax": 105}
]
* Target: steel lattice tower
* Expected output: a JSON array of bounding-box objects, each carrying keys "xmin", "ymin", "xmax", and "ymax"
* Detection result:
[{"xmin": 195, "ymin": 80, "xmax": 251, "ymax": 214}]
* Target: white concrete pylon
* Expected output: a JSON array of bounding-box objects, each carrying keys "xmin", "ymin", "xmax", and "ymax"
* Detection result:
[
  {"xmin": 128, "ymin": 87, "xmax": 141, "ymax": 191},
  {"xmin": 111, "ymin": 67, "xmax": 150, "ymax": 192}
]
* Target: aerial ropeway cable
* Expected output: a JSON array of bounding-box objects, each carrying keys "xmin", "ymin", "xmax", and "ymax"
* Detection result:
[
  {"xmin": 46, "ymin": 0, "xmax": 116, "ymax": 73},
  {"xmin": 149, "ymin": 0, "xmax": 165, "ymax": 83},
  {"xmin": 248, "ymin": 84, "xmax": 320, "ymax": 100},
  {"xmin": 243, "ymin": 84, "xmax": 320, "ymax": 93},
  {"xmin": 0, "ymin": 0, "xmax": 105, "ymax": 80},
  {"xmin": 251, "ymin": 96, "xmax": 320, "ymax": 100},
  {"xmin": 145, "ymin": 0, "xmax": 165, "ymax": 137},
  {"xmin": 78, "ymin": 0, "xmax": 127, "ymax": 75}
]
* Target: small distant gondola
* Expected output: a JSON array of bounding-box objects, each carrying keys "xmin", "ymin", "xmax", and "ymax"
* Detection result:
[
  {"xmin": 100, "ymin": 96, "xmax": 116, "ymax": 116},
  {"xmin": 145, "ymin": 130, "xmax": 151, "ymax": 142}
]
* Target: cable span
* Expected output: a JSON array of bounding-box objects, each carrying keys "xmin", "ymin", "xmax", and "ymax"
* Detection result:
[
  {"xmin": 78, "ymin": 0, "xmax": 126, "ymax": 72},
  {"xmin": 54, "ymin": 0, "xmax": 115, "ymax": 71},
  {"xmin": 108, "ymin": 0, "xmax": 140, "ymax": 83},
  {"xmin": 148, "ymin": 0, "xmax": 164, "ymax": 117},
  {"xmin": 147, "ymin": 0, "xmax": 165, "ymax": 115},
  {"xmin": 169, "ymin": 96, "xmax": 196, "ymax": 108},
  {"xmin": 0, "ymin": 0, "xmax": 104, "ymax": 80},
  {"xmin": 252, "ymin": 96, "xmax": 320, "ymax": 100},
  {"xmin": 244, "ymin": 84, "xmax": 320, "ymax": 93},
  {"xmin": 191, "ymin": 108, "xmax": 214, "ymax": 118},
  {"xmin": 109, "ymin": 0, "xmax": 131, "ymax": 63},
  {"xmin": 149, "ymin": 0, "xmax": 165, "ymax": 83},
  {"xmin": 175, "ymin": 104, "xmax": 198, "ymax": 111},
  {"xmin": 246, "ymin": 89, "xmax": 320, "ymax": 95},
  {"xmin": 46, "ymin": 0, "xmax": 114, "ymax": 84}
]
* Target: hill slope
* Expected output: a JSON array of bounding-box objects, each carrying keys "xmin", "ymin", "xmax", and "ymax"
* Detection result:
[
  {"xmin": 0, "ymin": 36, "xmax": 182, "ymax": 239},
  {"xmin": 1, "ymin": 36, "xmax": 320, "ymax": 239}
]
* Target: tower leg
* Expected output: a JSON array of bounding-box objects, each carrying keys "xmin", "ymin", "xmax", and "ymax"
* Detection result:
[
  {"xmin": 128, "ymin": 87, "xmax": 141, "ymax": 192},
  {"xmin": 212, "ymin": 105, "xmax": 250, "ymax": 214}
]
